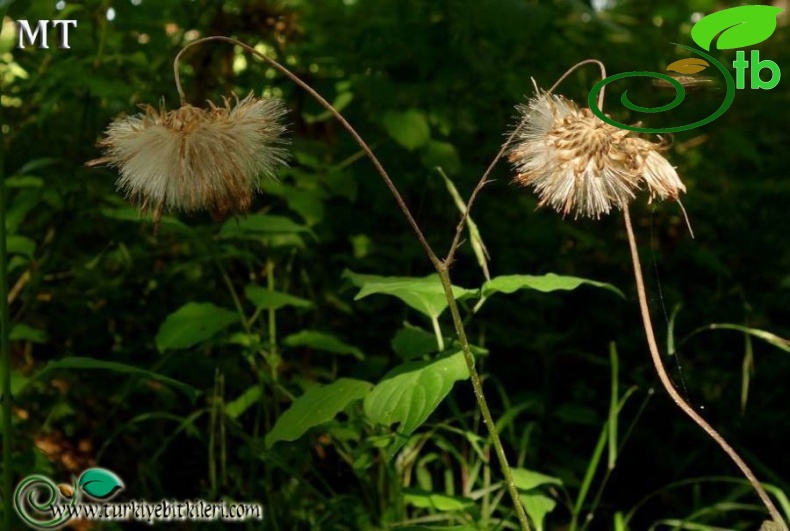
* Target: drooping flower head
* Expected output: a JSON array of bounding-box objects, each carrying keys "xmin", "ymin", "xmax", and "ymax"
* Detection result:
[
  {"xmin": 507, "ymin": 90, "xmax": 685, "ymax": 219},
  {"xmin": 88, "ymin": 92, "xmax": 288, "ymax": 230}
]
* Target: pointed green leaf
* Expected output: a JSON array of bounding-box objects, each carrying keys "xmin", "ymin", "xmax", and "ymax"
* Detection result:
[
  {"xmin": 244, "ymin": 286, "xmax": 314, "ymax": 311},
  {"xmin": 482, "ymin": 273, "xmax": 624, "ymax": 299},
  {"xmin": 438, "ymin": 168, "xmax": 490, "ymax": 281},
  {"xmin": 283, "ymin": 330, "xmax": 364, "ymax": 360},
  {"xmin": 381, "ymin": 109, "xmax": 431, "ymax": 151},
  {"xmin": 511, "ymin": 468, "xmax": 562, "ymax": 490},
  {"xmin": 364, "ymin": 351, "xmax": 469, "ymax": 458},
  {"xmin": 343, "ymin": 270, "xmax": 476, "ymax": 320},
  {"xmin": 700, "ymin": 324, "xmax": 790, "ymax": 353},
  {"xmin": 7, "ymin": 235, "xmax": 35, "ymax": 258},
  {"xmin": 156, "ymin": 302, "xmax": 239, "ymax": 353},
  {"xmin": 225, "ymin": 385, "xmax": 262, "ymax": 419},
  {"xmin": 265, "ymin": 378, "xmax": 373, "ymax": 448},
  {"xmin": 403, "ymin": 488, "xmax": 473, "ymax": 511},
  {"xmin": 10, "ymin": 324, "xmax": 48, "ymax": 343},
  {"xmin": 218, "ymin": 214, "xmax": 315, "ymax": 240},
  {"xmin": 23, "ymin": 357, "xmax": 200, "ymax": 401},
  {"xmin": 78, "ymin": 468, "xmax": 125, "ymax": 500},
  {"xmin": 691, "ymin": 5, "xmax": 782, "ymax": 51},
  {"xmin": 520, "ymin": 492, "xmax": 557, "ymax": 531}
]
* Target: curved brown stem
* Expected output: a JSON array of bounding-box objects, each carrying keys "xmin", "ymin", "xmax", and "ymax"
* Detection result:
[
  {"xmin": 173, "ymin": 36, "xmax": 441, "ymax": 271},
  {"xmin": 623, "ymin": 207, "xmax": 786, "ymax": 530}
]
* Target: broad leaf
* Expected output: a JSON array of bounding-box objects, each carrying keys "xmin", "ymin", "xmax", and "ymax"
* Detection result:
[
  {"xmin": 265, "ymin": 378, "xmax": 373, "ymax": 448},
  {"xmin": 691, "ymin": 5, "xmax": 782, "ymax": 51},
  {"xmin": 482, "ymin": 273, "xmax": 624, "ymax": 299},
  {"xmin": 244, "ymin": 286, "xmax": 314, "ymax": 311},
  {"xmin": 364, "ymin": 351, "xmax": 469, "ymax": 458},
  {"xmin": 381, "ymin": 109, "xmax": 430, "ymax": 151},
  {"xmin": 156, "ymin": 302, "xmax": 239, "ymax": 353},
  {"xmin": 343, "ymin": 270, "xmax": 476, "ymax": 320},
  {"xmin": 283, "ymin": 330, "xmax": 364, "ymax": 360}
]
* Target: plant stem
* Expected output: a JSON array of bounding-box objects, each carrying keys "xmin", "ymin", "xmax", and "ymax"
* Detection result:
[
  {"xmin": 622, "ymin": 207, "xmax": 786, "ymax": 530},
  {"xmin": 437, "ymin": 264, "xmax": 531, "ymax": 530},
  {"xmin": 173, "ymin": 36, "xmax": 531, "ymax": 530},
  {"xmin": 1, "ymin": 6, "xmax": 14, "ymax": 527}
]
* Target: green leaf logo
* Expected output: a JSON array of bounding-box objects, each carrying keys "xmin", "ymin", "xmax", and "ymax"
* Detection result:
[
  {"xmin": 691, "ymin": 5, "xmax": 783, "ymax": 51},
  {"xmin": 78, "ymin": 468, "xmax": 125, "ymax": 500}
]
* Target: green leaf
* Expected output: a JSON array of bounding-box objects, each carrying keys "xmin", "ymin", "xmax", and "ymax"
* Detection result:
[
  {"xmin": 244, "ymin": 285, "xmax": 314, "ymax": 311},
  {"xmin": 265, "ymin": 378, "xmax": 373, "ymax": 448},
  {"xmin": 219, "ymin": 214, "xmax": 315, "ymax": 240},
  {"xmin": 691, "ymin": 5, "xmax": 782, "ymax": 51},
  {"xmin": 403, "ymin": 488, "xmax": 473, "ymax": 511},
  {"xmin": 100, "ymin": 207, "xmax": 192, "ymax": 232},
  {"xmin": 438, "ymin": 168, "xmax": 490, "ymax": 281},
  {"xmin": 7, "ymin": 235, "xmax": 35, "ymax": 258},
  {"xmin": 511, "ymin": 468, "xmax": 563, "ymax": 490},
  {"xmin": 225, "ymin": 385, "xmax": 261, "ymax": 419},
  {"xmin": 482, "ymin": 273, "xmax": 624, "ymax": 299},
  {"xmin": 391, "ymin": 324, "xmax": 438, "ymax": 360},
  {"xmin": 421, "ymin": 141, "xmax": 462, "ymax": 175},
  {"xmin": 10, "ymin": 323, "xmax": 48, "ymax": 343},
  {"xmin": 381, "ymin": 109, "xmax": 431, "ymax": 151},
  {"xmin": 700, "ymin": 324, "xmax": 790, "ymax": 353},
  {"xmin": 78, "ymin": 468, "xmax": 125, "ymax": 500},
  {"xmin": 156, "ymin": 302, "xmax": 239, "ymax": 353},
  {"xmin": 283, "ymin": 330, "xmax": 364, "ymax": 360},
  {"xmin": 364, "ymin": 351, "xmax": 469, "ymax": 458},
  {"xmin": 5, "ymin": 175, "xmax": 44, "ymax": 188},
  {"xmin": 520, "ymin": 492, "xmax": 557, "ymax": 531},
  {"xmin": 23, "ymin": 357, "xmax": 200, "ymax": 401},
  {"xmin": 343, "ymin": 270, "xmax": 476, "ymax": 320}
]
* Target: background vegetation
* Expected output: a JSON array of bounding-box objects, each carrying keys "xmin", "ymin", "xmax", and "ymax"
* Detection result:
[{"xmin": 1, "ymin": 0, "xmax": 789, "ymax": 529}]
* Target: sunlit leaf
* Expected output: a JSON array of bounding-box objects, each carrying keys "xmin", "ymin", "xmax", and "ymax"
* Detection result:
[
  {"xmin": 364, "ymin": 351, "xmax": 469, "ymax": 458},
  {"xmin": 482, "ymin": 273, "xmax": 624, "ymax": 299},
  {"xmin": 343, "ymin": 270, "xmax": 476, "ymax": 320},
  {"xmin": 156, "ymin": 302, "xmax": 239, "ymax": 353},
  {"xmin": 283, "ymin": 330, "xmax": 364, "ymax": 360},
  {"xmin": 244, "ymin": 286, "xmax": 314, "ymax": 311},
  {"xmin": 265, "ymin": 378, "xmax": 372, "ymax": 448}
]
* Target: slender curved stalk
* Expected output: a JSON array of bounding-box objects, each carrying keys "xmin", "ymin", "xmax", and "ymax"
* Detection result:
[
  {"xmin": 173, "ymin": 36, "xmax": 532, "ymax": 530},
  {"xmin": 622, "ymin": 207, "xmax": 786, "ymax": 530},
  {"xmin": 1, "ymin": 7, "xmax": 14, "ymax": 528}
]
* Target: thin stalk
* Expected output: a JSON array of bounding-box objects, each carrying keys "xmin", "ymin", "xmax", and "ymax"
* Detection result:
[
  {"xmin": 173, "ymin": 36, "xmax": 531, "ymax": 530},
  {"xmin": 1, "ymin": 6, "xmax": 14, "ymax": 528},
  {"xmin": 622, "ymin": 207, "xmax": 786, "ymax": 530},
  {"xmin": 437, "ymin": 264, "xmax": 531, "ymax": 530}
]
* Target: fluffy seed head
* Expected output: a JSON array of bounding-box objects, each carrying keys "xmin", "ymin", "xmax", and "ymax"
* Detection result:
[
  {"xmin": 507, "ymin": 91, "xmax": 685, "ymax": 219},
  {"xmin": 88, "ymin": 93, "xmax": 288, "ymax": 226}
]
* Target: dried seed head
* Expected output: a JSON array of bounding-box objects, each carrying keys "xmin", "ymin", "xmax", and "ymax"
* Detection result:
[
  {"xmin": 87, "ymin": 93, "xmax": 288, "ymax": 229},
  {"xmin": 507, "ymin": 91, "xmax": 685, "ymax": 219}
]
